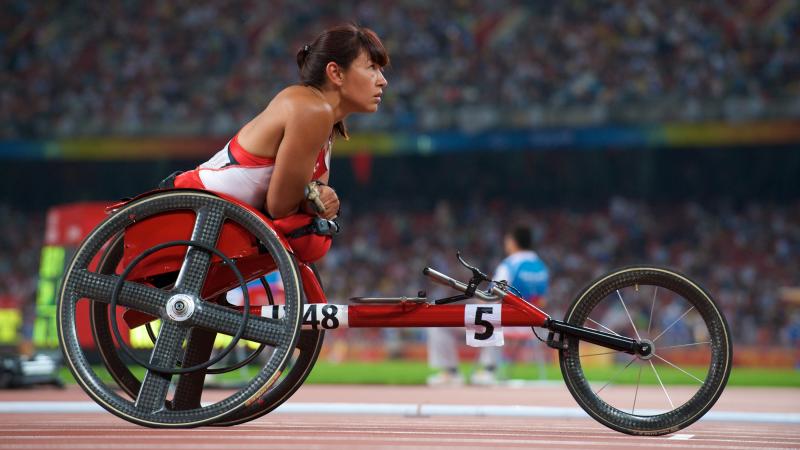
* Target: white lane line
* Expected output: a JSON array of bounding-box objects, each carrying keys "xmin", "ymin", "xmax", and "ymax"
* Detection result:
[
  {"xmin": 3, "ymin": 426, "xmax": 798, "ymax": 443},
  {"xmin": 277, "ymin": 403, "xmax": 800, "ymax": 425},
  {"xmin": 1, "ymin": 401, "xmax": 799, "ymax": 424},
  {"xmin": 0, "ymin": 447, "xmax": 537, "ymax": 450},
  {"xmin": 0, "ymin": 402, "xmax": 103, "ymax": 413},
  {"xmin": 668, "ymin": 434, "xmax": 694, "ymax": 440}
]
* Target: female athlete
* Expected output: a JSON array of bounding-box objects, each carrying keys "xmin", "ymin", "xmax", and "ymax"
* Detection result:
[{"xmin": 162, "ymin": 24, "xmax": 389, "ymax": 261}]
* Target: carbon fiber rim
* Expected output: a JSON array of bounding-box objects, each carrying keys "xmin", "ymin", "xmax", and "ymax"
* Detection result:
[
  {"xmin": 213, "ymin": 263, "xmax": 326, "ymax": 426},
  {"xmin": 58, "ymin": 191, "xmax": 303, "ymax": 427},
  {"xmin": 91, "ymin": 242, "xmax": 324, "ymax": 426},
  {"xmin": 559, "ymin": 266, "xmax": 732, "ymax": 436}
]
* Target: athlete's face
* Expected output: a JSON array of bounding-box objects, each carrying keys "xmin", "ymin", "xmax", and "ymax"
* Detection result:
[{"xmin": 340, "ymin": 50, "xmax": 387, "ymax": 113}]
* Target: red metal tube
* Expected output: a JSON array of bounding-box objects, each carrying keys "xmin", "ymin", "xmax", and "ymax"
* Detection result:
[
  {"xmin": 245, "ymin": 300, "xmax": 550, "ymax": 329},
  {"xmin": 346, "ymin": 302, "xmax": 549, "ymax": 328}
]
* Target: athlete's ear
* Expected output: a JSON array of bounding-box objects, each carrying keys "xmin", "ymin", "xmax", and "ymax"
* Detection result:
[{"xmin": 325, "ymin": 62, "xmax": 344, "ymax": 87}]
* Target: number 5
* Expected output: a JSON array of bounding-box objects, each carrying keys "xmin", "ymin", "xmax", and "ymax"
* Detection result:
[{"xmin": 474, "ymin": 306, "xmax": 494, "ymax": 340}]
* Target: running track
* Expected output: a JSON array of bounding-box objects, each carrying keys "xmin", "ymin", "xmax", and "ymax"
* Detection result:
[{"xmin": 1, "ymin": 384, "xmax": 798, "ymax": 449}]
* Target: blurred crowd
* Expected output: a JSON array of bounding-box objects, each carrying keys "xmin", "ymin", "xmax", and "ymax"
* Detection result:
[
  {"xmin": 0, "ymin": 205, "xmax": 41, "ymax": 320},
  {"xmin": 3, "ymin": 0, "xmax": 799, "ymax": 138},
  {"xmin": 1, "ymin": 198, "xmax": 799, "ymax": 349}
]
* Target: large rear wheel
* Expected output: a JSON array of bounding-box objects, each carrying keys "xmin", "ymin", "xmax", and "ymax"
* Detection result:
[
  {"xmin": 214, "ymin": 265, "xmax": 325, "ymax": 426},
  {"xmin": 90, "ymin": 237, "xmax": 325, "ymax": 426},
  {"xmin": 58, "ymin": 191, "xmax": 304, "ymax": 427}
]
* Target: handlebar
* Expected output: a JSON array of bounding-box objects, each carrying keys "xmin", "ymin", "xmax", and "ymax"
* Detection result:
[{"xmin": 422, "ymin": 267, "xmax": 503, "ymax": 301}]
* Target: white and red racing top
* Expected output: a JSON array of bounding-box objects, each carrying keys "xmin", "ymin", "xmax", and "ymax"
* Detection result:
[{"xmin": 174, "ymin": 133, "xmax": 332, "ymax": 209}]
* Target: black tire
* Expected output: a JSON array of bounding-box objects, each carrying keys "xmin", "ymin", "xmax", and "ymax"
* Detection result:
[
  {"xmin": 214, "ymin": 329, "xmax": 324, "ymax": 426},
  {"xmin": 58, "ymin": 190, "xmax": 303, "ymax": 427},
  {"xmin": 89, "ymin": 218, "xmax": 324, "ymax": 426},
  {"xmin": 212, "ymin": 264, "xmax": 325, "ymax": 426},
  {"xmin": 558, "ymin": 266, "xmax": 732, "ymax": 436}
]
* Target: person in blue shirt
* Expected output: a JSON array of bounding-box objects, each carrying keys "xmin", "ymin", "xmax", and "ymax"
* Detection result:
[
  {"xmin": 493, "ymin": 226, "xmax": 549, "ymax": 304},
  {"xmin": 427, "ymin": 225, "xmax": 549, "ymax": 386}
]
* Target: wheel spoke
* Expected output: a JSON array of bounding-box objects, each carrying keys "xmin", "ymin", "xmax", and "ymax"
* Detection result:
[
  {"xmin": 174, "ymin": 206, "xmax": 226, "ymax": 294},
  {"xmin": 171, "ymin": 327, "xmax": 217, "ymax": 410},
  {"xmin": 135, "ymin": 321, "xmax": 188, "ymax": 413},
  {"xmin": 632, "ymin": 365, "xmax": 643, "ymax": 414},
  {"xmin": 71, "ymin": 269, "xmax": 168, "ymax": 316},
  {"xmin": 191, "ymin": 301, "xmax": 286, "ymax": 347},
  {"xmin": 616, "ymin": 290, "xmax": 641, "ymax": 340},
  {"xmin": 652, "ymin": 306, "xmax": 695, "ymax": 343},
  {"xmin": 653, "ymin": 354, "xmax": 705, "ymax": 384},
  {"xmin": 659, "ymin": 341, "xmax": 711, "ymax": 350},
  {"xmin": 649, "ymin": 360, "xmax": 674, "ymax": 409},
  {"xmin": 646, "ymin": 287, "xmax": 658, "ymax": 335},
  {"xmin": 595, "ymin": 356, "xmax": 637, "ymax": 395},
  {"xmin": 586, "ymin": 317, "xmax": 621, "ymax": 336}
]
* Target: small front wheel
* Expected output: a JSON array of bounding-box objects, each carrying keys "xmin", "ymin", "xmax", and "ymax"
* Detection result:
[{"xmin": 558, "ymin": 266, "xmax": 732, "ymax": 436}]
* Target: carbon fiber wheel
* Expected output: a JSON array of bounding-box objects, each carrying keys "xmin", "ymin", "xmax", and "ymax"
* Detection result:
[
  {"xmin": 215, "ymin": 328, "xmax": 324, "ymax": 426},
  {"xmin": 214, "ymin": 265, "xmax": 325, "ymax": 426},
  {"xmin": 58, "ymin": 191, "xmax": 303, "ymax": 427},
  {"xmin": 90, "ymin": 238, "xmax": 325, "ymax": 426},
  {"xmin": 558, "ymin": 266, "xmax": 732, "ymax": 436}
]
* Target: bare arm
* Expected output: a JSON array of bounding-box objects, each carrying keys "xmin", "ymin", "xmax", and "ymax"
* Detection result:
[{"xmin": 266, "ymin": 101, "xmax": 334, "ymax": 218}]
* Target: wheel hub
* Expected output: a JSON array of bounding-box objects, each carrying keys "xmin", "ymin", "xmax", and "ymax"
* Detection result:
[
  {"xmin": 166, "ymin": 294, "xmax": 196, "ymax": 321},
  {"xmin": 636, "ymin": 338, "xmax": 655, "ymax": 360}
]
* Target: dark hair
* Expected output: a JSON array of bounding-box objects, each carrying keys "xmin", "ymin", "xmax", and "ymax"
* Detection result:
[
  {"xmin": 508, "ymin": 225, "xmax": 533, "ymax": 250},
  {"xmin": 296, "ymin": 24, "xmax": 389, "ymax": 139}
]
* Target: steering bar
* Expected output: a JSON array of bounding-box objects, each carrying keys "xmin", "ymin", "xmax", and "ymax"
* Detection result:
[{"xmin": 422, "ymin": 267, "xmax": 502, "ymax": 301}]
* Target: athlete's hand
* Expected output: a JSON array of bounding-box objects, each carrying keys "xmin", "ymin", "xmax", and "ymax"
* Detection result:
[{"xmin": 317, "ymin": 185, "xmax": 340, "ymax": 220}]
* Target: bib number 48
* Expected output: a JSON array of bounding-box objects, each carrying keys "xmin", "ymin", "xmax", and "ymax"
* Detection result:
[{"xmin": 303, "ymin": 304, "xmax": 342, "ymax": 330}]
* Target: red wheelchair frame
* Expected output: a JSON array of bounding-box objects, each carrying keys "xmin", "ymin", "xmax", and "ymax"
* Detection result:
[
  {"xmin": 59, "ymin": 188, "xmax": 732, "ymax": 435},
  {"xmin": 110, "ymin": 191, "xmax": 550, "ymax": 328},
  {"xmin": 115, "ymin": 189, "xmax": 623, "ymax": 350}
]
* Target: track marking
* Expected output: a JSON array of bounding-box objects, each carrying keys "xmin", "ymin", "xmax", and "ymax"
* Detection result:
[
  {"xmin": 2, "ymin": 436, "xmax": 799, "ymax": 450},
  {"xmin": 668, "ymin": 434, "xmax": 694, "ymax": 440},
  {"xmin": 1, "ymin": 402, "xmax": 799, "ymax": 424},
  {"xmin": 6, "ymin": 432, "xmax": 799, "ymax": 445}
]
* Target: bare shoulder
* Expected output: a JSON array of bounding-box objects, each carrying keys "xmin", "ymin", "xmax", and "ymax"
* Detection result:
[
  {"xmin": 274, "ymin": 86, "xmax": 334, "ymax": 125},
  {"xmin": 239, "ymin": 86, "xmax": 333, "ymax": 157}
]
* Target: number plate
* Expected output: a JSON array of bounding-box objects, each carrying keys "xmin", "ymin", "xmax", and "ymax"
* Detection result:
[
  {"xmin": 261, "ymin": 304, "xmax": 348, "ymax": 330},
  {"xmin": 464, "ymin": 304, "xmax": 504, "ymax": 347}
]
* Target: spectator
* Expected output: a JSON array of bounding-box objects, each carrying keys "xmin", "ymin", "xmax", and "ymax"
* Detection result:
[
  {"xmin": 2, "ymin": 1, "xmax": 798, "ymax": 138},
  {"xmin": 426, "ymin": 224, "xmax": 549, "ymax": 386}
]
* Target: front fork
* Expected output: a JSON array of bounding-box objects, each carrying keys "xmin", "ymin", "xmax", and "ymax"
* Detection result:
[
  {"xmin": 500, "ymin": 289, "xmax": 653, "ymax": 358},
  {"xmin": 544, "ymin": 318, "xmax": 653, "ymax": 357}
]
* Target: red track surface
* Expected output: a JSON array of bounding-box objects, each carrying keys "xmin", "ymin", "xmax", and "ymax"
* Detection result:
[{"xmin": 1, "ymin": 385, "xmax": 798, "ymax": 450}]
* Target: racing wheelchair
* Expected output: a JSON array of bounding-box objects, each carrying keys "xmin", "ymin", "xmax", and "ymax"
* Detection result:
[{"xmin": 57, "ymin": 189, "xmax": 732, "ymax": 435}]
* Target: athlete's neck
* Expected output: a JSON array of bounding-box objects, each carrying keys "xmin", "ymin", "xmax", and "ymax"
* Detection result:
[{"xmin": 311, "ymin": 85, "xmax": 349, "ymax": 122}]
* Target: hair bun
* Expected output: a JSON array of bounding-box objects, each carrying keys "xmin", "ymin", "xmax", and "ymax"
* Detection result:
[{"xmin": 297, "ymin": 44, "xmax": 312, "ymax": 69}]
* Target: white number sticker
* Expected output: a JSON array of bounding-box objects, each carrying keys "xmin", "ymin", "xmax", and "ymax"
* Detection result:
[
  {"xmin": 261, "ymin": 304, "xmax": 348, "ymax": 329},
  {"xmin": 464, "ymin": 304, "xmax": 504, "ymax": 347}
]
